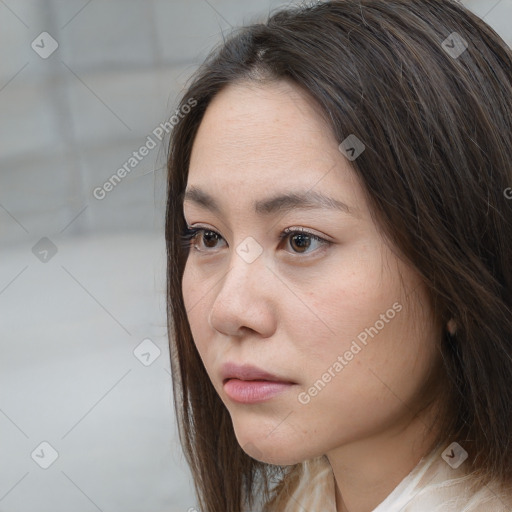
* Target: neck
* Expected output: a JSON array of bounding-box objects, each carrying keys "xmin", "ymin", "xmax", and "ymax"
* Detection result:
[{"xmin": 329, "ymin": 407, "xmax": 440, "ymax": 512}]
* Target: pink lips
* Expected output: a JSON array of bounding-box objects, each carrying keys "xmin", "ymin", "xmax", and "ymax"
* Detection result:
[{"xmin": 221, "ymin": 362, "xmax": 296, "ymax": 404}]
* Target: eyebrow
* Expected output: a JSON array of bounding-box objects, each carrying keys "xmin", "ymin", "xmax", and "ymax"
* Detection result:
[{"xmin": 183, "ymin": 186, "xmax": 357, "ymax": 217}]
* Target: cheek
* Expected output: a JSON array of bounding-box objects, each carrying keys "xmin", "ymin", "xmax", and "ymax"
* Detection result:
[
  {"xmin": 181, "ymin": 265, "xmax": 194, "ymax": 314},
  {"xmin": 293, "ymin": 255, "xmax": 392, "ymax": 351},
  {"xmin": 181, "ymin": 265, "xmax": 209, "ymax": 353},
  {"xmin": 292, "ymin": 249, "xmax": 435, "ymax": 405},
  {"xmin": 182, "ymin": 260, "xmax": 208, "ymax": 317}
]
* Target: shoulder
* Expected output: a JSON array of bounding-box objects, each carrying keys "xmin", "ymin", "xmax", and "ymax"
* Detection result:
[
  {"xmin": 258, "ymin": 447, "xmax": 512, "ymax": 512},
  {"xmin": 383, "ymin": 443, "xmax": 512, "ymax": 512}
]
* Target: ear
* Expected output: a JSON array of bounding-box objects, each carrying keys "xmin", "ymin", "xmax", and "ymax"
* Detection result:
[{"xmin": 447, "ymin": 318, "xmax": 457, "ymax": 336}]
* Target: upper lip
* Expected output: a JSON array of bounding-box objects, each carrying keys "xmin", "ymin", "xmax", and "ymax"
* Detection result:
[{"xmin": 221, "ymin": 362, "xmax": 295, "ymax": 384}]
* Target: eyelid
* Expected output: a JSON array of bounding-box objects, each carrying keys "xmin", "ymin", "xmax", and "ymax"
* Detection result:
[
  {"xmin": 281, "ymin": 226, "xmax": 334, "ymax": 242},
  {"xmin": 185, "ymin": 223, "xmax": 332, "ymax": 241}
]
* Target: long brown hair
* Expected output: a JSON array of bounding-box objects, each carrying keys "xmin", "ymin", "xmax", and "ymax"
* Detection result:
[{"xmin": 165, "ymin": 1, "xmax": 512, "ymax": 510}]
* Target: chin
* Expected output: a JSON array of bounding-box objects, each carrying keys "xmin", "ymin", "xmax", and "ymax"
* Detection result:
[
  {"xmin": 234, "ymin": 429, "xmax": 309, "ymax": 466},
  {"xmin": 242, "ymin": 443, "xmax": 303, "ymax": 466}
]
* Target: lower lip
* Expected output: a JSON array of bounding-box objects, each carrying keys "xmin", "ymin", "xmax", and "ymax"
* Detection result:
[{"xmin": 223, "ymin": 379, "xmax": 294, "ymax": 403}]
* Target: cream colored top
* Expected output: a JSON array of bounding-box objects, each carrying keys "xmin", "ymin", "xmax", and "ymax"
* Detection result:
[{"xmin": 281, "ymin": 443, "xmax": 512, "ymax": 511}]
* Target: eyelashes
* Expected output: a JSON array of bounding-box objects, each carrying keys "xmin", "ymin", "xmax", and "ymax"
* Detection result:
[
  {"xmin": 180, "ymin": 225, "xmax": 331, "ymax": 256},
  {"xmin": 180, "ymin": 226, "xmax": 214, "ymax": 252}
]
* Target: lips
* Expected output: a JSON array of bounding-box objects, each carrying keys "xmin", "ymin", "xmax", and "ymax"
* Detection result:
[
  {"xmin": 220, "ymin": 362, "xmax": 296, "ymax": 404},
  {"xmin": 220, "ymin": 362, "xmax": 295, "ymax": 385},
  {"xmin": 223, "ymin": 379, "xmax": 294, "ymax": 404}
]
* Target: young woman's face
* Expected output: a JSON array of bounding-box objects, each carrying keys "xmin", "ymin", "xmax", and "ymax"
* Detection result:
[{"xmin": 181, "ymin": 79, "xmax": 442, "ymax": 465}]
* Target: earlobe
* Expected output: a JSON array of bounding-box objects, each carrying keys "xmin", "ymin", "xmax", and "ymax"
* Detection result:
[{"xmin": 446, "ymin": 318, "xmax": 457, "ymax": 336}]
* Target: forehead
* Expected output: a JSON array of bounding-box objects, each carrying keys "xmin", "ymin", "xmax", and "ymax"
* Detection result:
[
  {"xmin": 187, "ymin": 80, "xmax": 362, "ymax": 209},
  {"xmin": 191, "ymin": 80, "xmax": 335, "ymax": 165}
]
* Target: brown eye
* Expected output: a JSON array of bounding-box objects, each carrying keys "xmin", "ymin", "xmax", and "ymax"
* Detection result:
[
  {"xmin": 280, "ymin": 227, "xmax": 330, "ymax": 255},
  {"xmin": 180, "ymin": 227, "xmax": 226, "ymax": 252},
  {"xmin": 190, "ymin": 229, "xmax": 225, "ymax": 251},
  {"xmin": 202, "ymin": 230, "xmax": 222, "ymax": 249},
  {"xmin": 288, "ymin": 232, "xmax": 312, "ymax": 253}
]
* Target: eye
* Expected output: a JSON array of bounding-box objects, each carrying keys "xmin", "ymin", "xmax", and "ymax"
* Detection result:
[
  {"xmin": 181, "ymin": 227, "xmax": 226, "ymax": 252},
  {"xmin": 180, "ymin": 225, "xmax": 331, "ymax": 256},
  {"xmin": 278, "ymin": 227, "xmax": 331, "ymax": 254}
]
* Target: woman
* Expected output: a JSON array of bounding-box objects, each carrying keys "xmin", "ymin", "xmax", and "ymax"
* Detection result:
[{"xmin": 165, "ymin": 1, "xmax": 512, "ymax": 510}]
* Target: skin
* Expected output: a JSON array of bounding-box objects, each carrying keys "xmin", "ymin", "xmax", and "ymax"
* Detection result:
[{"xmin": 181, "ymin": 79, "xmax": 444, "ymax": 512}]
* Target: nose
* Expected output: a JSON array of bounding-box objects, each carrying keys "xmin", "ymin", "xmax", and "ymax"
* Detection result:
[{"xmin": 208, "ymin": 246, "xmax": 276, "ymax": 338}]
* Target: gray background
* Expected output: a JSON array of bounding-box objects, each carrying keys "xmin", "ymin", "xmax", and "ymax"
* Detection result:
[{"xmin": 0, "ymin": 1, "xmax": 510, "ymax": 511}]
